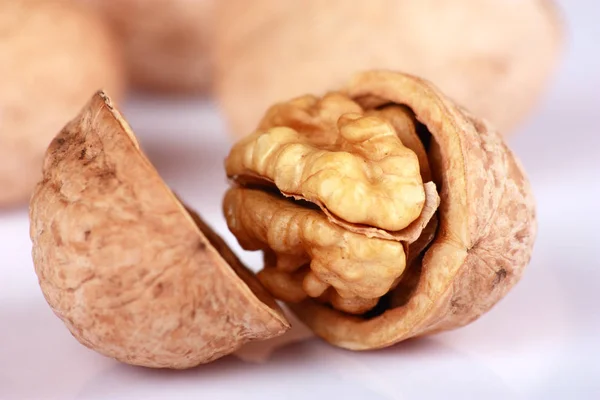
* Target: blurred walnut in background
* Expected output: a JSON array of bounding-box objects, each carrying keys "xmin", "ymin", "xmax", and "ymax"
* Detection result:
[
  {"xmin": 214, "ymin": 0, "xmax": 563, "ymax": 137},
  {"xmin": 84, "ymin": 0, "xmax": 215, "ymax": 94},
  {"xmin": 0, "ymin": 0, "xmax": 125, "ymax": 208}
]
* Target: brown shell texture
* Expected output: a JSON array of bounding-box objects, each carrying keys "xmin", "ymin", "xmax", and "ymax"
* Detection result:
[
  {"xmin": 224, "ymin": 71, "xmax": 537, "ymax": 350},
  {"xmin": 84, "ymin": 0, "xmax": 215, "ymax": 93},
  {"xmin": 0, "ymin": 0, "xmax": 125, "ymax": 208},
  {"xmin": 214, "ymin": 0, "xmax": 563, "ymax": 137},
  {"xmin": 29, "ymin": 92, "xmax": 289, "ymax": 369}
]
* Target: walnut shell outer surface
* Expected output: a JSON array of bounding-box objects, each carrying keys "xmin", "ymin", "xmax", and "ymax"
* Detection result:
[
  {"xmin": 214, "ymin": 0, "xmax": 563, "ymax": 137},
  {"xmin": 83, "ymin": 0, "xmax": 215, "ymax": 93},
  {"xmin": 225, "ymin": 71, "xmax": 537, "ymax": 350},
  {"xmin": 0, "ymin": 0, "xmax": 125, "ymax": 208},
  {"xmin": 29, "ymin": 92, "xmax": 289, "ymax": 369}
]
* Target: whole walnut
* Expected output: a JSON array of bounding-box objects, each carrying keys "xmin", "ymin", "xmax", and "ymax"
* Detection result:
[
  {"xmin": 84, "ymin": 0, "xmax": 214, "ymax": 94},
  {"xmin": 214, "ymin": 0, "xmax": 563, "ymax": 137},
  {"xmin": 29, "ymin": 71, "xmax": 538, "ymax": 364},
  {"xmin": 0, "ymin": 0, "xmax": 125, "ymax": 208},
  {"xmin": 224, "ymin": 71, "xmax": 537, "ymax": 349}
]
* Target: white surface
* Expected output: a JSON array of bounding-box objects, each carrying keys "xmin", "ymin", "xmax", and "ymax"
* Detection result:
[{"xmin": 1, "ymin": 2, "xmax": 600, "ymax": 399}]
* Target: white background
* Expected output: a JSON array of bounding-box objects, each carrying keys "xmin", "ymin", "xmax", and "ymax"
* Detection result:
[{"xmin": 1, "ymin": 1, "xmax": 599, "ymax": 399}]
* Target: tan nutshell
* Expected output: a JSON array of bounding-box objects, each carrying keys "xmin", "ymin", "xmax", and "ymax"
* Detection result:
[
  {"xmin": 84, "ymin": 0, "xmax": 215, "ymax": 93},
  {"xmin": 223, "ymin": 71, "xmax": 537, "ymax": 350},
  {"xmin": 29, "ymin": 92, "xmax": 289, "ymax": 368},
  {"xmin": 214, "ymin": 0, "xmax": 563, "ymax": 137},
  {"xmin": 0, "ymin": 0, "xmax": 125, "ymax": 208}
]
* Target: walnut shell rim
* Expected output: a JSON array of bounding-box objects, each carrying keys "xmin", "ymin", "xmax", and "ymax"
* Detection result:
[{"xmin": 29, "ymin": 92, "xmax": 289, "ymax": 369}]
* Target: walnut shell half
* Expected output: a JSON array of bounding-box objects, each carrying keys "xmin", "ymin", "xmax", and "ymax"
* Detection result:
[
  {"xmin": 29, "ymin": 92, "xmax": 289, "ymax": 368},
  {"xmin": 223, "ymin": 71, "xmax": 537, "ymax": 350}
]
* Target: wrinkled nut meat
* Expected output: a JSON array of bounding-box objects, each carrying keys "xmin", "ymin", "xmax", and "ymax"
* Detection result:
[
  {"xmin": 226, "ymin": 110, "xmax": 428, "ymax": 231},
  {"xmin": 29, "ymin": 92, "xmax": 289, "ymax": 368},
  {"xmin": 224, "ymin": 71, "xmax": 537, "ymax": 349}
]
